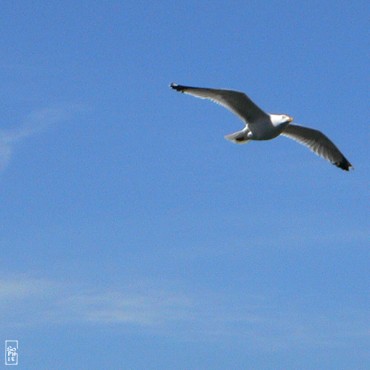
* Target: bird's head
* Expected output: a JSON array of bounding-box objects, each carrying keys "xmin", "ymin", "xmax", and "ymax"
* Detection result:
[{"xmin": 270, "ymin": 114, "xmax": 294, "ymax": 127}]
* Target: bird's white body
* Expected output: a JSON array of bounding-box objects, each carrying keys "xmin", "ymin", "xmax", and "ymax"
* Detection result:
[
  {"xmin": 247, "ymin": 114, "xmax": 292, "ymax": 140},
  {"xmin": 170, "ymin": 83, "xmax": 352, "ymax": 171}
]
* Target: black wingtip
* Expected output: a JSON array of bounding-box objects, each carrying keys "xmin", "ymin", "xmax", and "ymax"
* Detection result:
[
  {"xmin": 336, "ymin": 158, "xmax": 353, "ymax": 171},
  {"xmin": 170, "ymin": 83, "xmax": 185, "ymax": 92}
]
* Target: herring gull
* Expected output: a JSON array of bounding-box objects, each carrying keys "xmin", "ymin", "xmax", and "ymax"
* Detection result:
[{"xmin": 170, "ymin": 83, "xmax": 352, "ymax": 171}]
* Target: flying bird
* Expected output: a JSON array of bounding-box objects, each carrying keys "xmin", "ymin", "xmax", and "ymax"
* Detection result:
[{"xmin": 170, "ymin": 83, "xmax": 352, "ymax": 171}]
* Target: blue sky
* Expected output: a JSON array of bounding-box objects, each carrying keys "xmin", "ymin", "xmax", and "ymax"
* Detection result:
[{"xmin": 1, "ymin": 1, "xmax": 369, "ymax": 369}]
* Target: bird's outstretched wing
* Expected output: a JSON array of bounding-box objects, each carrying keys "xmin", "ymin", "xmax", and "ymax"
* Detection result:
[
  {"xmin": 170, "ymin": 83, "xmax": 269, "ymax": 124},
  {"xmin": 282, "ymin": 124, "xmax": 352, "ymax": 171}
]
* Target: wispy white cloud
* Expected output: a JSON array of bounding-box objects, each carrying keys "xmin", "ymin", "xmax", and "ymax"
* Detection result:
[
  {"xmin": 0, "ymin": 276, "xmax": 193, "ymax": 329},
  {"xmin": 59, "ymin": 289, "xmax": 194, "ymax": 327},
  {"xmin": 0, "ymin": 105, "xmax": 83, "ymax": 171},
  {"xmin": 0, "ymin": 275, "xmax": 369, "ymax": 351}
]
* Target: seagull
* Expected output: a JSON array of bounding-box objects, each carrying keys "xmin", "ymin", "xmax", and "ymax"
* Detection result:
[{"xmin": 170, "ymin": 83, "xmax": 352, "ymax": 171}]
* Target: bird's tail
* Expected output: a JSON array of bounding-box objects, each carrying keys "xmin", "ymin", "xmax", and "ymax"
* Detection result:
[{"xmin": 224, "ymin": 128, "xmax": 251, "ymax": 144}]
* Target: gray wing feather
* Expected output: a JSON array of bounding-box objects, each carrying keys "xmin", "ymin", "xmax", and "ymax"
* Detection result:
[
  {"xmin": 282, "ymin": 124, "xmax": 352, "ymax": 171},
  {"xmin": 170, "ymin": 83, "xmax": 269, "ymax": 124}
]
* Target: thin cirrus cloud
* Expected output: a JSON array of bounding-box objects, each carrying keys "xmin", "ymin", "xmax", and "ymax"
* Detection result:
[
  {"xmin": 0, "ymin": 275, "xmax": 194, "ymax": 329},
  {"xmin": 0, "ymin": 275, "xmax": 368, "ymax": 351},
  {"xmin": 0, "ymin": 105, "xmax": 83, "ymax": 171}
]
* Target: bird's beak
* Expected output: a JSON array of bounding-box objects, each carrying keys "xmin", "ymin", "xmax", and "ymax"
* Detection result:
[{"xmin": 288, "ymin": 116, "xmax": 294, "ymax": 122}]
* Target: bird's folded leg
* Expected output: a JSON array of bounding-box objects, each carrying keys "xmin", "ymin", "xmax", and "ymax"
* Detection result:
[{"xmin": 224, "ymin": 128, "xmax": 251, "ymax": 144}]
